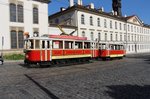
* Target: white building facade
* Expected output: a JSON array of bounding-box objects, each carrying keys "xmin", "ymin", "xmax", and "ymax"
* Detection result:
[
  {"xmin": 0, "ymin": 0, "xmax": 49, "ymax": 51},
  {"xmin": 49, "ymin": 4, "xmax": 150, "ymax": 54}
]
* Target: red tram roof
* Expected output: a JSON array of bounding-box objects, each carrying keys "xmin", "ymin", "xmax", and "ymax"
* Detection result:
[{"xmin": 49, "ymin": 35, "xmax": 87, "ymax": 40}]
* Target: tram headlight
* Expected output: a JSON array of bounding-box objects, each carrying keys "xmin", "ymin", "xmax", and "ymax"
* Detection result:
[{"xmin": 25, "ymin": 55, "xmax": 29, "ymax": 59}]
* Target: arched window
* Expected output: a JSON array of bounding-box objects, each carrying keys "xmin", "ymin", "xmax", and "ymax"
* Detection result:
[
  {"xmin": 82, "ymin": 31, "xmax": 85, "ymax": 37},
  {"xmin": 81, "ymin": 14, "xmax": 85, "ymax": 24},
  {"xmin": 120, "ymin": 34, "xmax": 122, "ymax": 41},
  {"xmin": 104, "ymin": 19, "xmax": 107, "ymax": 28},
  {"xmin": 110, "ymin": 34, "xmax": 113, "ymax": 41},
  {"xmin": 17, "ymin": 4, "xmax": 23, "ymax": 22},
  {"xmin": 10, "ymin": 3, "xmax": 16, "ymax": 22},
  {"xmin": 33, "ymin": 7, "xmax": 39, "ymax": 24},
  {"xmin": 116, "ymin": 34, "xmax": 118, "ymax": 41},
  {"xmin": 11, "ymin": 30, "xmax": 17, "ymax": 48},
  {"xmin": 97, "ymin": 18, "xmax": 100, "ymax": 27},
  {"xmin": 90, "ymin": 16, "xmax": 93, "ymax": 26},
  {"xmin": 98, "ymin": 33, "xmax": 101, "ymax": 41},
  {"xmin": 18, "ymin": 31, "xmax": 24, "ymax": 48},
  {"xmin": 105, "ymin": 33, "xmax": 107, "ymax": 41},
  {"xmin": 91, "ymin": 32, "xmax": 94, "ymax": 40}
]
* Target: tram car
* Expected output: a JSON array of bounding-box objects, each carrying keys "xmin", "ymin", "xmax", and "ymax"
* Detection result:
[
  {"xmin": 24, "ymin": 35, "xmax": 126, "ymax": 66},
  {"xmin": 98, "ymin": 42, "xmax": 126, "ymax": 60}
]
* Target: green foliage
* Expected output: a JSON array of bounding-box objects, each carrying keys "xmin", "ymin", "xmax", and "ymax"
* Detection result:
[{"xmin": 4, "ymin": 54, "xmax": 24, "ymax": 60}]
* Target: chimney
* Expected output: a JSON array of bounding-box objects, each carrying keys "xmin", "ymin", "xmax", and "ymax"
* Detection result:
[
  {"xmin": 78, "ymin": 0, "xmax": 82, "ymax": 5},
  {"xmin": 101, "ymin": 7, "xmax": 104, "ymax": 12},
  {"xmin": 114, "ymin": 11, "xmax": 117, "ymax": 15},
  {"xmin": 69, "ymin": 0, "xmax": 74, "ymax": 7},
  {"xmin": 111, "ymin": 10, "xmax": 114, "ymax": 15},
  {"xmin": 60, "ymin": 7, "xmax": 66, "ymax": 11},
  {"xmin": 90, "ymin": 3, "xmax": 94, "ymax": 9}
]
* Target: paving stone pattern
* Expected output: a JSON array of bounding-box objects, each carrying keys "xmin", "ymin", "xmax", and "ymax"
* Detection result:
[{"xmin": 0, "ymin": 53, "xmax": 150, "ymax": 99}]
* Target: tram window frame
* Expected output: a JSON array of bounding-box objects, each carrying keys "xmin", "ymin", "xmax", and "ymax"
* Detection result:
[
  {"xmin": 75, "ymin": 41, "xmax": 83, "ymax": 49},
  {"xmin": 101, "ymin": 44, "xmax": 106, "ymax": 50},
  {"xmin": 84, "ymin": 42, "xmax": 90, "ymax": 49},
  {"xmin": 65, "ymin": 41, "xmax": 73, "ymax": 49},
  {"xmin": 29, "ymin": 39, "xmax": 34, "ymax": 49},
  {"xmin": 52, "ymin": 40, "xmax": 63, "ymax": 49},
  {"xmin": 47, "ymin": 41, "xmax": 50, "ymax": 49},
  {"xmin": 42, "ymin": 41, "xmax": 45, "ymax": 49},
  {"xmin": 35, "ymin": 40, "xmax": 40, "ymax": 49}
]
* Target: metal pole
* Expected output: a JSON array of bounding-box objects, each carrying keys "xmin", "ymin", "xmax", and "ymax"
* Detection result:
[{"xmin": 1, "ymin": 36, "xmax": 4, "ymax": 57}]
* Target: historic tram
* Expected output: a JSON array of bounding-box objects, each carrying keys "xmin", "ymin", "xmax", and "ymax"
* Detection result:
[{"xmin": 24, "ymin": 35, "xmax": 126, "ymax": 67}]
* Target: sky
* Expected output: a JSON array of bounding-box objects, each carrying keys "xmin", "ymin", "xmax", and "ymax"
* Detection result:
[{"xmin": 48, "ymin": 0, "xmax": 150, "ymax": 24}]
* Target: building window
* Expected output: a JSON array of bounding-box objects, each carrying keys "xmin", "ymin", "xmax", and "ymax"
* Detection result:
[
  {"xmin": 104, "ymin": 19, "xmax": 107, "ymax": 28},
  {"xmin": 128, "ymin": 25, "xmax": 130, "ymax": 31},
  {"xmin": 97, "ymin": 18, "xmax": 100, "ymax": 27},
  {"xmin": 90, "ymin": 16, "xmax": 93, "ymax": 26},
  {"xmin": 120, "ymin": 34, "xmax": 122, "ymax": 41},
  {"xmin": 131, "ymin": 26, "xmax": 133, "ymax": 32},
  {"xmin": 116, "ymin": 34, "xmax": 118, "ymax": 41},
  {"xmin": 17, "ymin": 4, "xmax": 24, "ymax": 22},
  {"xmin": 134, "ymin": 26, "xmax": 136, "ymax": 32},
  {"xmin": 33, "ymin": 31, "xmax": 39, "ymax": 37},
  {"xmin": 119, "ymin": 23, "xmax": 122, "ymax": 30},
  {"xmin": 124, "ymin": 24, "xmax": 126, "ymax": 31},
  {"xmin": 105, "ymin": 33, "xmax": 107, "ymax": 41},
  {"xmin": 124, "ymin": 33, "xmax": 126, "ymax": 41},
  {"xmin": 81, "ymin": 14, "xmax": 85, "ymax": 24},
  {"xmin": 11, "ymin": 30, "xmax": 24, "ymax": 49},
  {"xmin": 128, "ymin": 34, "xmax": 130, "ymax": 41},
  {"xmin": 10, "ymin": 3, "xmax": 24, "ymax": 23},
  {"xmin": 115, "ymin": 22, "xmax": 117, "ymax": 29},
  {"xmin": 110, "ymin": 34, "xmax": 113, "ymax": 41},
  {"xmin": 55, "ymin": 19, "xmax": 59, "ymax": 24},
  {"xmin": 91, "ymin": 32, "xmax": 94, "ymax": 40},
  {"xmin": 33, "ymin": 7, "xmax": 39, "ymax": 24},
  {"xmin": 10, "ymin": 3, "xmax": 17, "ymax": 22},
  {"xmin": 82, "ymin": 31, "xmax": 85, "ymax": 37},
  {"xmin": 18, "ymin": 31, "xmax": 24, "ymax": 48},
  {"xmin": 11, "ymin": 30, "xmax": 17, "ymax": 48},
  {"xmin": 110, "ymin": 21, "xmax": 112, "ymax": 29},
  {"xmin": 98, "ymin": 33, "xmax": 101, "ymax": 41}
]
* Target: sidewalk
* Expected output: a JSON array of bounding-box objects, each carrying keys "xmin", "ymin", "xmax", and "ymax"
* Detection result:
[{"xmin": 4, "ymin": 60, "xmax": 24, "ymax": 63}]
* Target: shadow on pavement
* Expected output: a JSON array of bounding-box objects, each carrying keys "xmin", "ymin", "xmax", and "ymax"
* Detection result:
[
  {"xmin": 25, "ymin": 74, "xmax": 59, "ymax": 99},
  {"xmin": 105, "ymin": 85, "xmax": 150, "ymax": 99}
]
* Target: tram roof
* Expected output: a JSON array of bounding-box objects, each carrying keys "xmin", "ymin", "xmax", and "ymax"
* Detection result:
[{"xmin": 24, "ymin": 36, "xmax": 91, "ymax": 42}]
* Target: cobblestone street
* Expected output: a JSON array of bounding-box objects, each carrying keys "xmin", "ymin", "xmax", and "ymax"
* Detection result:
[{"xmin": 0, "ymin": 53, "xmax": 150, "ymax": 99}]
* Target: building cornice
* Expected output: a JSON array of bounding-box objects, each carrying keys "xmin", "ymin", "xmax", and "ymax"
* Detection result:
[{"xmin": 33, "ymin": 0, "xmax": 51, "ymax": 4}]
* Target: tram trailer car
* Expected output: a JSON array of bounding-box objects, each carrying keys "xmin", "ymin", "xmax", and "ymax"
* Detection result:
[
  {"xmin": 24, "ymin": 35, "xmax": 126, "ymax": 66},
  {"xmin": 98, "ymin": 43, "xmax": 126, "ymax": 60}
]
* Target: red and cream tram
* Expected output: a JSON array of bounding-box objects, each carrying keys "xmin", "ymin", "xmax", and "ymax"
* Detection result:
[
  {"xmin": 24, "ymin": 35, "xmax": 93, "ymax": 66},
  {"xmin": 24, "ymin": 35, "xmax": 126, "ymax": 66}
]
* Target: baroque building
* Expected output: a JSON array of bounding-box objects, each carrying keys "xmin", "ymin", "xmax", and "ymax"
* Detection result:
[{"xmin": 49, "ymin": 0, "xmax": 150, "ymax": 54}]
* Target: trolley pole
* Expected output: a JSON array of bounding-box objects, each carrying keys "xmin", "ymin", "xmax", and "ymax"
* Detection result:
[{"xmin": 1, "ymin": 36, "xmax": 4, "ymax": 57}]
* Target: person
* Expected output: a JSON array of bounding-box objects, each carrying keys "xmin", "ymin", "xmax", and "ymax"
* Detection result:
[{"xmin": 0, "ymin": 53, "xmax": 4, "ymax": 65}]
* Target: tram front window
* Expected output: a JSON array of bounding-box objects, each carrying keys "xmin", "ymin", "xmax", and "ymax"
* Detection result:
[{"xmin": 24, "ymin": 40, "xmax": 34, "ymax": 49}]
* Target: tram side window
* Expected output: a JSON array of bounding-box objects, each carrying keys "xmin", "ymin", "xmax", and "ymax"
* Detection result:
[
  {"xmin": 29, "ymin": 40, "xmax": 34, "ymax": 49},
  {"xmin": 101, "ymin": 44, "xmax": 106, "ymax": 49},
  {"xmin": 35, "ymin": 40, "xmax": 40, "ymax": 49},
  {"xmin": 47, "ymin": 41, "xmax": 50, "ymax": 48},
  {"xmin": 65, "ymin": 41, "xmax": 73, "ymax": 49},
  {"xmin": 75, "ymin": 42, "xmax": 83, "ymax": 49},
  {"xmin": 84, "ymin": 42, "xmax": 90, "ymax": 49},
  {"xmin": 42, "ymin": 41, "xmax": 45, "ymax": 48},
  {"xmin": 52, "ymin": 40, "xmax": 63, "ymax": 49}
]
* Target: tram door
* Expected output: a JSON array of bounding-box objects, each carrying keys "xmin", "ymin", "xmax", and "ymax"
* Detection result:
[{"xmin": 40, "ymin": 40, "xmax": 52, "ymax": 61}]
